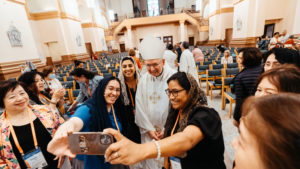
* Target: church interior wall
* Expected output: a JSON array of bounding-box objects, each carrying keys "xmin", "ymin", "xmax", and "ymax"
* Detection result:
[
  {"xmin": 61, "ymin": 19, "xmax": 86, "ymax": 55},
  {"xmin": 292, "ymin": 0, "xmax": 300, "ymax": 35},
  {"xmin": 219, "ymin": 12, "xmax": 233, "ymax": 40},
  {"xmin": 199, "ymin": 31, "xmax": 209, "ymax": 42},
  {"xmin": 78, "ymin": 4, "xmax": 93, "ymax": 23},
  {"xmin": 30, "ymin": 19, "xmax": 70, "ymax": 62},
  {"xmin": 130, "ymin": 23, "xmax": 181, "ymax": 48},
  {"xmin": 221, "ymin": 0, "xmax": 233, "ymax": 8},
  {"xmin": 0, "ymin": 1, "xmax": 40, "ymax": 63},
  {"xmin": 60, "ymin": 0, "xmax": 80, "ymax": 17},
  {"xmin": 232, "ymin": 0, "xmax": 249, "ymax": 39},
  {"xmin": 26, "ymin": 0, "xmax": 58, "ymax": 13}
]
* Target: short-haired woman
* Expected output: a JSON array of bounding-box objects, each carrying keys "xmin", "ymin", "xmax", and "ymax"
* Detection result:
[
  {"xmin": 0, "ymin": 80, "xmax": 64, "ymax": 168},
  {"xmin": 255, "ymin": 64, "xmax": 300, "ymax": 97},
  {"xmin": 232, "ymin": 93, "xmax": 300, "ymax": 169},
  {"xmin": 68, "ymin": 68, "xmax": 103, "ymax": 112},
  {"xmin": 233, "ymin": 47, "xmax": 262, "ymax": 126},
  {"xmin": 263, "ymin": 48, "xmax": 300, "ymax": 71},
  {"xmin": 42, "ymin": 66, "xmax": 63, "ymax": 93}
]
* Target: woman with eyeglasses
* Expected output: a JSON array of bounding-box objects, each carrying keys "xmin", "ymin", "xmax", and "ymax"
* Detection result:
[{"xmin": 93, "ymin": 72, "xmax": 225, "ymax": 169}]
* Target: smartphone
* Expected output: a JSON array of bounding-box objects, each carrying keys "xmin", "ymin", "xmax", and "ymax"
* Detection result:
[{"xmin": 68, "ymin": 132, "xmax": 113, "ymax": 155}]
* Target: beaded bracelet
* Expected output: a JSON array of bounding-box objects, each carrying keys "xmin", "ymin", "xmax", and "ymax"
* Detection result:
[{"xmin": 154, "ymin": 141, "xmax": 161, "ymax": 160}]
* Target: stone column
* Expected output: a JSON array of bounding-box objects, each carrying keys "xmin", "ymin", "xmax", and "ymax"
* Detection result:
[
  {"xmin": 126, "ymin": 25, "xmax": 133, "ymax": 49},
  {"xmin": 179, "ymin": 20, "xmax": 185, "ymax": 42}
]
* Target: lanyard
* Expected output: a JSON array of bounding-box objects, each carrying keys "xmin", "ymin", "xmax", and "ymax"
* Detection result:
[
  {"xmin": 125, "ymin": 81, "xmax": 137, "ymax": 108},
  {"xmin": 127, "ymin": 87, "xmax": 135, "ymax": 108},
  {"xmin": 171, "ymin": 110, "xmax": 182, "ymax": 136},
  {"xmin": 111, "ymin": 105, "xmax": 120, "ymax": 132},
  {"xmin": 86, "ymin": 82, "xmax": 92, "ymax": 97},
  {"xmin": 4, "ymin": 107, "xmax": 38, "ymax": 155}
]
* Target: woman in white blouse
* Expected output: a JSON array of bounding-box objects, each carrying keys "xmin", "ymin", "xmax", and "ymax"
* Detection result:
[{"xmin": 221, "ymin": 50, "xmax": 233, "ymax": 64}]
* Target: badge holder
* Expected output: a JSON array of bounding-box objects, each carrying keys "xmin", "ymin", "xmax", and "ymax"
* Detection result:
[
  {"xmin": 22, "ymin": 147, "xmax": 48, "ymax": 168},
  {"xmin": 169, "ymin": 157, "xmax": 182, "ymax": 169}
]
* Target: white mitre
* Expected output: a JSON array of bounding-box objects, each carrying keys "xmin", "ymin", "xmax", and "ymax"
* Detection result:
[{"xmin": 139, "ymin": 35, "xmax": 165, "ymax": 60}]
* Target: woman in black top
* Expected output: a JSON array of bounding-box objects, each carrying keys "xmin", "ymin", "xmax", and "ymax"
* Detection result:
[
  {"xmin": 118, "ymin": 56, "xmax": 141, "ymax": 144},
  {"xmin": 233, "ymin": 47, "xmax": 262, "ymax": 126},
  {"xmin": 103, "ymin": 72, "xmax": 226, "ymax": 169}
]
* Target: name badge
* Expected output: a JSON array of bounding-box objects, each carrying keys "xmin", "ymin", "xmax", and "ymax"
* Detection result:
[
  {"xmin": 170, "ymin": 157, "xmax": 182, "ymax": 169},
  {"xmin": 22, "ymin": 148, "xmax": 48, "ymax": 168}
]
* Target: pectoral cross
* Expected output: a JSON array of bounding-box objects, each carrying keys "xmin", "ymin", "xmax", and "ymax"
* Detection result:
[{"xmin": 149, "ymin": 92, "xmax": 160, "ymax": 104}]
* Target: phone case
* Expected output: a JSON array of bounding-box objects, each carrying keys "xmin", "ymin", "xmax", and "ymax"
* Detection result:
[{"xmin": 68, "ymin": 132, "xmax": 113, "ymax": 155}]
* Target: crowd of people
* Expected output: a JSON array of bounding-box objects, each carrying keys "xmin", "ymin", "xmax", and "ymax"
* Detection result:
[{"xmin": 0, "ymin": 34, "xmax": 300, "ymax": 169}]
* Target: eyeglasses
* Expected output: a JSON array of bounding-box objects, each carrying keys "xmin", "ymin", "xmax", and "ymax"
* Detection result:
[{"xmin": 165, "ymin": 89, "xmax": 185, "ymax": 97}]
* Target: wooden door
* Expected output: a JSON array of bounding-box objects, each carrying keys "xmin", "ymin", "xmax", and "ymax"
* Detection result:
[
  {"xmin": 85, "ymin": 43, "xmax": 93, "ymax": 58},
  {"xmin": 120, "ymin": 44, "xmax": 126, "ymax": 52},
  {"xmin": 225, "ymin": 28, "xmax": 233, "ymax": 47},
  {"xmin": 47, "ymin": 42, "xmax": 61, "ymax": 62},
  {"xmin": 189, "ymin": 37, "xmax": 194, "ymax": 46},
  {"xmin": 264, "ymin": 24, "xmax": 275, "ymax": 38}
]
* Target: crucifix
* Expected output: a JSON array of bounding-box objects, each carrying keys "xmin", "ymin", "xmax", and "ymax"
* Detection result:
[{"xmin": 149, "ymin": 92, "xmax": 160, "ymax": 104}]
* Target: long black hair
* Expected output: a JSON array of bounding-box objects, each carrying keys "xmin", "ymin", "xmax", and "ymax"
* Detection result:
[
  {"xmin": 84, "ymin": 76, "xmax": 127, "ymax": 133},
  {"xmin": 18, "ymin": 71, "xmax": 51, "ymax": 104}
]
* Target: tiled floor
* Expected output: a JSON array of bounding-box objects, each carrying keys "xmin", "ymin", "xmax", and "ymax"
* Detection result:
[{"xmin": 201, "ymin": 82, "xmax": 239, "ymax": 169}]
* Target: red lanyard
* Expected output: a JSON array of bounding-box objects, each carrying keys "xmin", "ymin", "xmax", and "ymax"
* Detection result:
[
  {"xmin": 171, "ymin": 110, "xmax": 182, "ymax": 136},
  {"xmin": 111, "ymin": 105, "xmax": 120, "ymax": 132},
  {"xmin": 4, "ymin": 107, "xmax": 38, "ymax": 155}
]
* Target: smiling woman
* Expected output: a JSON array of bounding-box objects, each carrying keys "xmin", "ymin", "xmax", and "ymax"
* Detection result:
[
  {"xmin": 118, "ymin": 56, "xmax": 141, "ymax": 144},
  {"xmin": 0, "ymin": 80, "xmax": 64, "ymax": 169},
  {"xmin": 99, "ymin": 72, "xmax": 226, "ymax": 169},
  {"xmin": 47, "ymin": 76, "xmax": 132, "ymax": 169}
]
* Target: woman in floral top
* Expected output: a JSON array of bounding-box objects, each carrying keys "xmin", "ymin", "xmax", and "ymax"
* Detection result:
[{"xmin": 0, "ymin": 80, "xmax": 64, "ymax": 169}]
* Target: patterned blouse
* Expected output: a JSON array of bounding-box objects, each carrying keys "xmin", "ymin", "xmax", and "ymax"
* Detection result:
[{"xmin": 0, "ymin": 105, "xmax": 64, "ymax": 169}]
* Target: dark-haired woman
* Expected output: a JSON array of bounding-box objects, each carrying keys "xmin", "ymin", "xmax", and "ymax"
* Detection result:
[
  {"xmin": 263, "ymin": 47, "xmax": 300, "ymax": 71},
  {"xmin": 48, "ymin": 77, "xmax": 129, "ymax": 169},
  {"xmin": 233, "ymin": 47, "xmax": 262, "ymax": 126},
  {"xmin": 0, "ymin": 80, "xmax": 64, "ymax": 169},
  {"xmin": 255, "ymin": 64, "xmax": 300, "ymax": 97},
  {"xmin": 68, "ymin": 68, "xmax": 103, "ymax": 112},
  {"xmin": 18, "ymin": 71, "xmax": 65, "ymax": 111},
  {"xmin": 42, "ymin": 66, "xmax": 62, "ymax": 93},
  {"xmin": 232, "ymin": 94, "xmax": 300, "ymax": 169},
  {"xmin": 90, "ymin": 72, "xmax": 225, "ymax": 169},
  {"xmin": 118, "ymin": 56, "xmax": 141, "ymax": 144}
]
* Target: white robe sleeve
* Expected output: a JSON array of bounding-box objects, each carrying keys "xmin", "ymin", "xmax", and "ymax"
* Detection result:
[
  {"xmin": 179, "ymin": 52, "xmax": 188, "ymax": 72},
  {"xmin": 135, "ymin": 75, "xmax": 156, "ymax": 133}
]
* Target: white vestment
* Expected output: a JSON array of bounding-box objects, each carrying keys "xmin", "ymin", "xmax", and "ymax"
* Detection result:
[
  {"xmin": 179, "ymin": 49, "xmax": 200, "ymax": 85},
  {"xmin": 163, "ymin": 50, "xmax": 177, "ymax": 70},
  {"xmin": 135, "ymin": 64, "xmax": 176, "ymax": 169}
]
